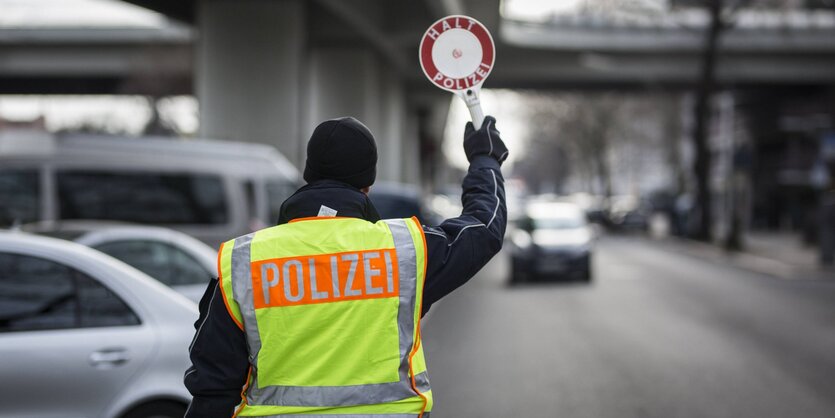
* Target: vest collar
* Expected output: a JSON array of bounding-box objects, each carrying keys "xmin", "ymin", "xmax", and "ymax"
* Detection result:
[{"xmin": 277, "ymin": 180, "xmax": 381, "ymax": 225}]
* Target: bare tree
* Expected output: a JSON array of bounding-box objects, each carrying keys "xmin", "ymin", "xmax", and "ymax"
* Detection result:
[
  {"xmin": 515, "ymin": 93, "xmax": 573, "ymax": 194},
  {"xmin": 562, "ymin": 95, "xmax": 626, "ymax": 197},
  {"xmin": 690, "ymin": 0, "xmax": 728, "ymax": 241},
  {"xmin": 517, "ymin": 93, "xmax": 635, "ymax": 197},
  {"xmin": 659, "ymin": 95, "xmax": 687, "ymax": 195},
  {"xmin": 689, "ymin": 0, "xmax": 788, "ymax": 241}
]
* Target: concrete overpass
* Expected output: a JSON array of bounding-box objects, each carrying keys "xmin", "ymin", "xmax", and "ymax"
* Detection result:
[
  {"xmin": 4, "ymin": 2, "xmax": 835, "ymax": 92},
  {"xmin": 1, "ymin": 0, "xmax": 834, "ymax": 183}
]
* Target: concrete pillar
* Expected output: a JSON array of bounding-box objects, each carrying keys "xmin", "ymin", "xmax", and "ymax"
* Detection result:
[
  {"xmin": 196, "ymin": 0, "xmax": 416, "ymax": 185},
  {"xmin": 306, "ymin": 47, "xmax": 409, "ymax": 183},
  {"xmin": 401, "ymin": 110, "xmax": 420, "ymax": 185},
  {"xmin": 380, "ymin": 68, "xmax": 405, "ymax": 183},
  {"xmin": 196, "ymin": 0, "xmax": 307, "ymax": 167},
  {"xmin": 408, "ymin": 91, "xmax": 452, "ymax": 191}
]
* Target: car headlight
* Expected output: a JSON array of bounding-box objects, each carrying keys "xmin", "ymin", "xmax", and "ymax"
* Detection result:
[{"xmin": 512, "ymin": 230, "xmax": 532, "ymax": 250}]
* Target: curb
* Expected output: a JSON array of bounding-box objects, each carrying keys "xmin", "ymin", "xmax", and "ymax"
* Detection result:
[{"xmin": 646, "ymin": 236, "xmax": 835, "ymax": 281}]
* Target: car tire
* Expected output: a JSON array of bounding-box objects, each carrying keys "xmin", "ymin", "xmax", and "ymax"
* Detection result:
[
  {"xmin": 580, "ymin": 258, "xmax": 593, "ymax": 282},
  {"xmin": 580, "ymin": 270, "xmax": 591, "ymax": 282},
  {"xmin": 510, "ymin": 258, "xmax": 526, "ymax": 284},
  {"xmin": 121, "ymin": 401, "xmax": 187, "ymax": 418},
  {"xmin": 511, "ymin": 267, "xmax": 524, "ymax": 284}
]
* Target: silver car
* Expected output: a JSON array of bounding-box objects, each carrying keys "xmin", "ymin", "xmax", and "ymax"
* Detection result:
[
  {"xmin": 24, "ymin": 222, "xmax": 217, "ymax": 303},
  {"xmin": 0, "ymin": 232, "xmax": 196, "ymax": 418}
]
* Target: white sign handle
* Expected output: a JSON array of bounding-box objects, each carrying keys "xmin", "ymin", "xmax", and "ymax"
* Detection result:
[{"xmin": 459, "ymin": 87, "xmax": 484, "ymax": 130}]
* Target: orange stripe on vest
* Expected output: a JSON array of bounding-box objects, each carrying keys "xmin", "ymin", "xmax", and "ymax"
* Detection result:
[{"xmin": 251, "ymin": 249, "xmax": 399, "ymax": 309}]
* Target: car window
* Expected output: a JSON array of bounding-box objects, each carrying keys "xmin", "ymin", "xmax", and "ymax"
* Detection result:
[
  {"xmin": 266, "ymin": 181, "xmax": 296, "ymax": 224},
  {"xmin": 0, "ymin": 252, "xmax": 139, "ymax": 332},
  {"xmin": 368, "ymin": 194, "xmax": 423, "ymax": 220},
  {"xmin": 76, "ymin": 273, "xmax": 141, "ymax": 328},
  {"xmin": 56, "ymin": 171, "xmax": 228, "ymax": 225},
  {"xmin": 93, "ymin": 240, "xmax": 210, "ymax": 286},
  {"xmin": 244, "ymin": 180, "xmax": 257, "ymax": 221},
  {"xmin": 0, "ymin": 169, "xmax": 39, "ymax": 227}
]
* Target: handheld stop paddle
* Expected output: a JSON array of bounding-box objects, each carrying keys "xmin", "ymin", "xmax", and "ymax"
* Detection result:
[{"xmin": 419, "ymin": 15, "xmax": 495, "ymax": 130}]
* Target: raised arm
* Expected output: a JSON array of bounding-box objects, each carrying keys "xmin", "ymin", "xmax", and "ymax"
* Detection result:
[{"xmin": 421, "ymin": 116, "xmax": 509, "ymax": 315}]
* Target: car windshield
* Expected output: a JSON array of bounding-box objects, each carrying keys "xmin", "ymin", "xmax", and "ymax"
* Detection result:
[
  {"xmin": 533, "ymin": 215, "xmax": 585, "ymax": 230},
  {"xmin": 92, "ymin": 240, "xmax": 211, "ymax": 286}
]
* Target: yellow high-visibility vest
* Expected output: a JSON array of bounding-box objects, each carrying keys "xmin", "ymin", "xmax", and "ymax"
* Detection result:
[{"xmin": 217, "ymin": 216, "xmax": 433, "ymax": 417}]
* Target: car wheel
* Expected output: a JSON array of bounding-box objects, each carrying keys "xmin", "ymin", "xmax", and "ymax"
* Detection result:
[
  {"xmin": 580, "ymin": 270, "xmax": 591, "ymax": 282},
  {"xmin": 510, "ymin": 258, "xmax": 526, "ymax": 284},
  {"xmin": 121, "ymin": 401, "xmax": 187, "ymax": 418},
  {"xmin": 580, "ymin": 258, "xmax": 593, "ymax": 282},
  {"xmin": 510, "ymin": 267, "xmax": 522, "ymax": 284}
]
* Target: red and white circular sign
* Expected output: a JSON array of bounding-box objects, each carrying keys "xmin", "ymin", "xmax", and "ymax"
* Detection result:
[{"xmin": 419, "ymin": 15, "xmax": 495, "ymax": 92}]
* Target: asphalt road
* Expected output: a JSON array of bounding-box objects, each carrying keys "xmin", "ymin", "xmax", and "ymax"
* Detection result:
[{"xmin": 421, "ymin": 237, "xmax": 835, "ymax": 418}]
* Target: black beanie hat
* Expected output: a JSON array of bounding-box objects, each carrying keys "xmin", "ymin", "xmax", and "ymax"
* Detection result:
[{"xmin": 303, "ymin": 117, "xmax": 377, "ymax": 189}]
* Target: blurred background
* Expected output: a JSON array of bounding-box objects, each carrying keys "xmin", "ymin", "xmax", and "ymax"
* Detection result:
[{"xmin": 1, "ymin": 0, "xmax": 835, "ymax": 417}]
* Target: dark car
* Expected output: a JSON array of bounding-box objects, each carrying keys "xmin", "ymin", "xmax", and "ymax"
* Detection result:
[
  {"xmin": 368, "ymin": 182, "xmax": 441, "ymax": 225},
  {"xmin": 607, "ymin": 195, "xmax": 650, "ymax": 232},
  {"xmin": 508, "ymin": 202, "xmax": 594, "ymax": 283}
]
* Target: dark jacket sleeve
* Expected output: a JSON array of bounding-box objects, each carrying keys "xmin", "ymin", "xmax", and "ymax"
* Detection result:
[
  {"xmin": 184, "ymin": 279, "xmax": 250, "ymax": 418},
  {"xmin": 421, "ymin": 155, "xmax": 507, "ymax": 315}
]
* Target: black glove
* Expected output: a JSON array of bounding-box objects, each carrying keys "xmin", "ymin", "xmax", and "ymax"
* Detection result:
[{"xmin": 463, "ymin": 116, "xmax": 508, "ymax": 164}]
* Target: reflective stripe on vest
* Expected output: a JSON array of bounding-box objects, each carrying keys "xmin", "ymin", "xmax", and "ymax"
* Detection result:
[{"xmin": 220, "ymin": 217, "xmax": 431, "ymax": 416}]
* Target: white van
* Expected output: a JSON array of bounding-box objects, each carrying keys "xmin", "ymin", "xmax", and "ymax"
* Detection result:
[{"xmin": 0, "ymin": 130, "xmax": 300, "ymax": 248}]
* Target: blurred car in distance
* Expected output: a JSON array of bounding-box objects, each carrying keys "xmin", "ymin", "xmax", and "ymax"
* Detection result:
[
  {"xmin": 0, "ymin": 231, "xmax": 196, "ymax": 418},
  {"xmin": 607, "ymin": 195, "xmax": 650, "ymax": 232},
  {"xmin": 0, "ymin": 131, "xmax": 300, "ymax": 248},
  {"xmin": 429, "ymin": 186, "xmax": 463, "ymax": 222},
  {"xmin": 368, "ymin": 182, "xmax": 442, "ymax": 225},
  {"xmin": 23, "ymin": 221, "xmax": 217, "ymax": 303},
  {"xmin": 570, "ymin": 193, "xmax": 609, "ymax": 226},
  {"xmin": 508, "ymin": 201, "xmax": 594, "ymax": 283}
]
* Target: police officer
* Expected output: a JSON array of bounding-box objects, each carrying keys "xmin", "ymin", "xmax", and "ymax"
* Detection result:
[{"xmin": 185, "ymin": 116, "xmax": 508, "ymax": 417}]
